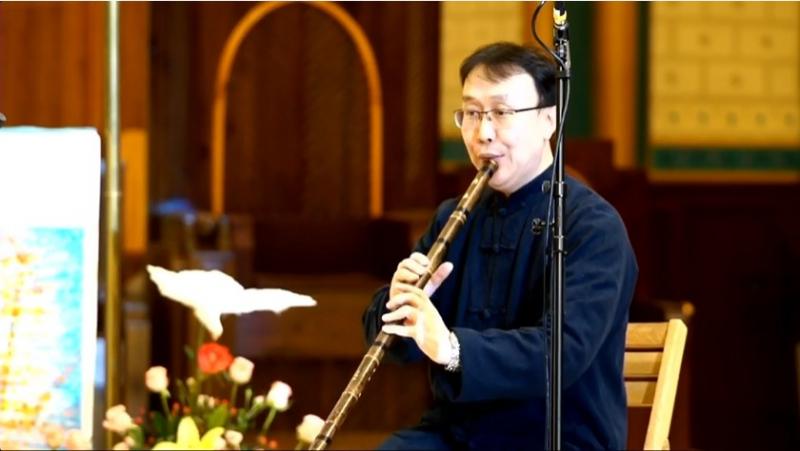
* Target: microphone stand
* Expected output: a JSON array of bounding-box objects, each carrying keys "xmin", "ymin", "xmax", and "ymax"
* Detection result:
[{"xmin": 548, "ymin": 3, "xmax": 571, "ymax": 450}]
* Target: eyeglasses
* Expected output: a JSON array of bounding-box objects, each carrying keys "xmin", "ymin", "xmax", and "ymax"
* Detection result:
[{"xmin": 454, "ymin": 105, "xmax": 550, "ymax": 129}]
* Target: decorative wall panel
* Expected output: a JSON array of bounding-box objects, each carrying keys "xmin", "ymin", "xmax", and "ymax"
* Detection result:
[{"xmin": 648, "ymin": 2, "xmax": 800, "ymax": 181}]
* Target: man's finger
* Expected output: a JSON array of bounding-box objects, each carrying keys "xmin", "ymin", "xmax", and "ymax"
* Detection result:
[
  {"xmin": 404, "ymin": 258, "xmax": 429, "ymax": 276},
  {"xmin": 386, "ymin": 290, "xmax": 420, "ymax": 310},
  {"xmin": 409, "ymin": 252, "xmax": 430, "ymax": 267},
  {"xmin": 382, "ymin": 305, "xmax": 417, "ymax": 324},
  {"xmin": 382, "ymin": 324, "xmax": 413, "ymax": 338},
  {"xmin": 423, "ymin": 261, "xmax": 454, "ymax": 297},
  {"xmin": 392, "ymin": 282, "xmax": 427, "ymax": 298},
  {"xmin": 393, "ymin": 267, "xmax": 421, "ymax": 285}
]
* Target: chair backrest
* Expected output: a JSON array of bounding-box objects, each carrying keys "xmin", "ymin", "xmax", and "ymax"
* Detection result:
[{"xmin": 625, "ymin": 319, "xmax": 688, "ymax": 450}]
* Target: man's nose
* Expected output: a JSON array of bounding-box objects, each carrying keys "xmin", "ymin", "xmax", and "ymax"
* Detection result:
[{"xmin": 477, "ymin": 113, "xmax": 495, "ymax": 142}]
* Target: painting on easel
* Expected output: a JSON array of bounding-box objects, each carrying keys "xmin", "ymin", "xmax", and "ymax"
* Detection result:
[{"xmin": 0, "ymin": 128, "xmax": 100, "ymax": 449}]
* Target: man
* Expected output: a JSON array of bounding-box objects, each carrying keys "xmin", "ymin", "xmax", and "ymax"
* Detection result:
[{"xmin": 363, "ymin": 42, "xmax": 638, "ymax": 450}]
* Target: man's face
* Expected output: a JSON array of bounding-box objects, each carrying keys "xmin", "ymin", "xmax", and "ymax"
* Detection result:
[{"xmin": 460, "ymin": 66, "xmax": 556, "ymax": 196}]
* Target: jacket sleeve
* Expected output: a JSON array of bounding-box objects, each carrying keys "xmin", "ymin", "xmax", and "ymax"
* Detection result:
[
  {"xmin": 432, "ymin": 204, "xmax": 638, "ymax": 402},
  {"xmin": 361, "ymin": 200, "xmax": 457, "ymax": 363}
]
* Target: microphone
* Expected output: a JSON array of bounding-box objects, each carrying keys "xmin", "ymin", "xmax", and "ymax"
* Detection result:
[
  {"xmin": 552, "ymin": 1, "xmax": 571, "ymax": 69},
  {"xmin": 553, "ymin": 1, "xmax": 567, "ymax": 30},
  {"xmin": 553, "ymin": 1, "xmax": 569, "ymax": 41}
]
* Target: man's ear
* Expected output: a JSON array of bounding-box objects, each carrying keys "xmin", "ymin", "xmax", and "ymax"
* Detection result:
[{"xmin": 543, "ymin": 105, "xmax": 557, "ymax": 139}]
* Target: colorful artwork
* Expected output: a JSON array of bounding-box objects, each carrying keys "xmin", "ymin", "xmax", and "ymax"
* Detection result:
[
  {"xmin": 0, "ymin": 229, "xmax": 87, "ymax": 448},
  {"xmin": 0, "ymin": 127, "xmax": 99, "ymax": 449}
]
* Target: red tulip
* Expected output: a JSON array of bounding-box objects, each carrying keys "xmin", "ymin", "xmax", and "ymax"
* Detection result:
[{"xmin": 197, "ymin": 342, "xmax": 234, "ymax": 374}]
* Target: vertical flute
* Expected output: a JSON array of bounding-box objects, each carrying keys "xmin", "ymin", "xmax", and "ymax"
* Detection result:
[{"xmin": 309, "ymin": 160, "xmax": 498, "ymax": 450}]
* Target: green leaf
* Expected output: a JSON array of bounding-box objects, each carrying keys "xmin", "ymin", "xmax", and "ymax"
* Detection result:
[
  {"xmin": 188, "ymin": 378, "xmax": 200, "ymax": 412},
  {"xmin": 236, "ymin": 408, "xmax": 248, "ymax": 429},
  {"xmin": 184, "ymin": 345, "xmax": 195, "ymax": 361},
  {"xmin": 191, "ymin": 414, "xmax": 207, "ymax": 435},
  {"xmin": 206, "ymin": 404, "xmax": 229, "ymax": 429},
  {"xmin": 244, "ymin": 387, "xmax": 253, "ymax": 408},
  {"xmin": 176, "ymin": 379, "xmax": 188, "ymax": 406},
  {"xmin": 246, "ymin": 403, "xmax": 267, "ymax": 421},
  {"xmin": 153, "ymin": 411, "xmax": 169, "ymax": 438},
  {"xmin": 169, "ymin": 412, "xmax": 180, "ymax": 436},
  {"xmin": 127, "ymin": 426, "xmax": 146, "ymax": 449}
]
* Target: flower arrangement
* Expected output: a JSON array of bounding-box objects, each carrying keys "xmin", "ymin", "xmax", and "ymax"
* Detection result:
[
  {"xmin": 103, "ymin": 352, "xmax": 320, "ymax": 449},
  {"xmin": 98, "ymin": 266, "xmax": 324, "ymax": 450}
]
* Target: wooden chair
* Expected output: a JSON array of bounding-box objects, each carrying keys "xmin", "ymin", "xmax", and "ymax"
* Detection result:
[{"xmin": 625, "ymin": 319, "xmax": 688, "ymax": 450}]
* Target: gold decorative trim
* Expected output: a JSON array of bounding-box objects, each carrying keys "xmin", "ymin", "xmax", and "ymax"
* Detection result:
[{"xmin": 211, "ymin": 1, "xmax": 384, "ymax": 217}]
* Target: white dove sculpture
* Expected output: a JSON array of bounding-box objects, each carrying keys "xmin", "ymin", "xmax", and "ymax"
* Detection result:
[{"xmin": 146, "ymin": 265, "xmax": 316, "ymax": 340}]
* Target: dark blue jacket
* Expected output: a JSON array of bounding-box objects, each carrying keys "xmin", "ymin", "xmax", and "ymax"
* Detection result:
[{"xmin": 364, "ymin": 166, "xmax": 638, "ymax": 450}]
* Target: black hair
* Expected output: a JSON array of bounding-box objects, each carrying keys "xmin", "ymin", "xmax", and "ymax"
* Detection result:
[{"xmin": 459, "ymin": 42, "xmax": 556, "ymax": 107}]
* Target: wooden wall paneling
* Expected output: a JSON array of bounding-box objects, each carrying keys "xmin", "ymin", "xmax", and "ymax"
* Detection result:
[
  {"xmin": 0, "ymin": 1, "xmax": 149, "ymax": 133},
  {"xmin": 84, "ymin": 2, "xmax": 105, "ymax": 130},
  {"xmin": 341, "ymin": 2, "xmax": 441, "ymax": 213},
  {"xmin": 648, "ymin": 183, "xmax": 800, "ymax": 449},
  {"xmin": 121, "ymin": 129, "xmax": 148, "ymax": 256},
  {"xmin": 149, "ymin": 2, "xmax": 195, "ymax": 204},
  {"xmin": 223, "ymin": 4, "xmax": 306, "ymax": 217},
  {"xmin": 149, "ymin": 2, "xmax": 441, "ymax": 215},
  {"xmin": 200, "ymin": 3, "xmax": 375, "ymax": 274},
  {"xmin": 120, "ymin": 1, "xmax": 150, "ymax": 130},
  {"xmin": 149, "ymin": 2, "xmax": 442, "ymax": 275},
  {"xmin": 0, "ymin": 1, "xmax": 104, "ymax": 128},
  {"xmin": 600, "ymin": 176, "xmax": 800, "ymax": 449},
  {"xmin": 120, "ymin": 2, "xmax": 151, "ymax": 258},
  {"xmin": 222, "ymin": 4, "xmax": 371, "ymax": 220}
]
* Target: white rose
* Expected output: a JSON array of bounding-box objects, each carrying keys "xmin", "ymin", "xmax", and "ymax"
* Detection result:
[
  {"xmin": 64, "ymin": 429, "xmax": 92, "ymax": 450},
  {"xmin": 228, "ymin": 357, "xmax": 254, "ymax": 384},
  {"xmin": 197, "ymin": 394, "xmax": 219, "ymax": 409},
  {"xmin": 102, "ymin": 404, "xmax": 134, "ymax": 433},
  {"xmin": 214, "ymin": 436, "xmax": 226, "ymax": 450},
  {"xmin": 145, "ymin": 366, "xmax": 169, "ymax": 393},
  {"xmin": 252, "ymin": 395, "xmax": 265, "ymax": 406},
  {"xmin": 124, "ymin": 436, "xmax": 135, "ymax": 447},
  {"xmin": 296, "ymin": 414, "xmax": 325, "ymax": 444},
  {"xmin": 224, "ymin": 430, "xmax": 243, "ymax": 446},
  {"xmin": 266, "ymin": 381, "xmax": 292, "ymax": 412},
  {"xmin": 42, "ymin": 424, "xmax": 65, "ymax": 449},
  {"xmin": 113, "ymin": 442, "xmax": 130, "ymax": 450}
]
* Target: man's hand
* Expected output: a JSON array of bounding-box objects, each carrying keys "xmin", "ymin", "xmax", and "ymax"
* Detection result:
[
  {"xmin": 382, "ymin": 253, "xmax": 454, "ymax": 364},
  {"xmin": 389, "ymin": 252, "xmax": 452, "ymax": 299}
]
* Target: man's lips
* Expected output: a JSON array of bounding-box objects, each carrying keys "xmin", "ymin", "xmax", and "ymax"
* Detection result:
[{"xmin": 479, "ymin": 153, "xmax": 502, "ymax": 161}]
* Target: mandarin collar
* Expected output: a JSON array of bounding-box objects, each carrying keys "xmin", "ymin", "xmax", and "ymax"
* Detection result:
[{"xmin": 489, "ymin": 164, "xmax": 554, "ymax": 214}]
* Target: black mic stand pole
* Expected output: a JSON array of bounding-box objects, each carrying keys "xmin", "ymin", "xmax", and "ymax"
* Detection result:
[{"xmin": 549, "ymin": 2, "xmax": 571, "ymax": 450}]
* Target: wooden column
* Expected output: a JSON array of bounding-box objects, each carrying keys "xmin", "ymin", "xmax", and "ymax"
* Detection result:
[{"xmin": 593, "ymin": 2, "xmax": 639, "ymax": 169}]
